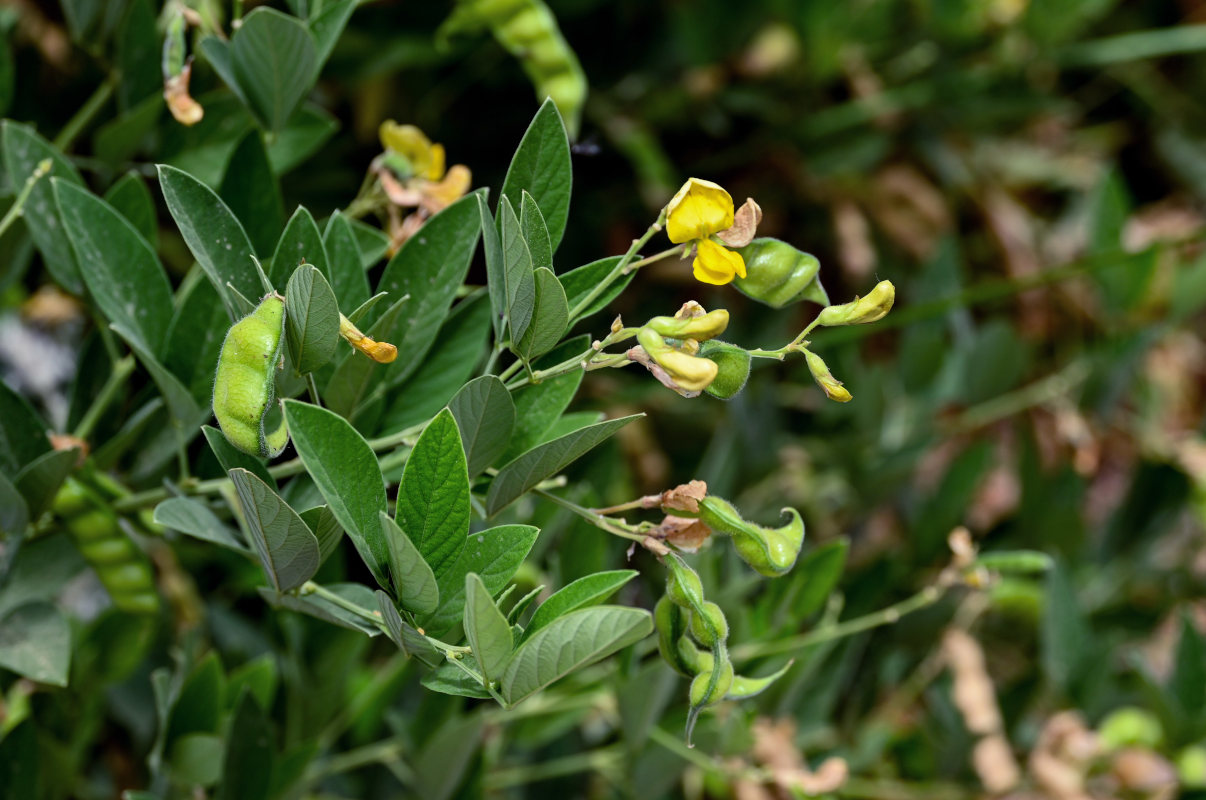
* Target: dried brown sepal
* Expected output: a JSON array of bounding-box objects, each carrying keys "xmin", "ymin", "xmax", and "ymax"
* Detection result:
[
  {"xmin": 164, "ymin": 61, "xmax": 204, "ymax": 126},
  {"xmin": 656, "ymin": 514, "xmax": 712, "ymax": 551},
  {"xmin": 661, "ymin": 480, "xmax": 707, "ymax": 514},
  {"xmin": 716, "ymin": 198, "xmax": 763, "ymax": 247},
  {"xmin": 49, "ymin": 434, "xmax": 88, "ymax": 464}
]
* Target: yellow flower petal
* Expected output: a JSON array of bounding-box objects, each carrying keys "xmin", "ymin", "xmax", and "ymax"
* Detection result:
[
  {"xmin": 422, "ymin": 164, "xmax": 472, "ymax": 212},
  {"xmin": 425, "ymin": 143, "xmax": 446, "ymax": 181},
  {"xmin": 665, "ymin": 178, "xmax": 735, "ymax": 244},
  {"xmin": 379, "ymin": 121, "xmax": 434, "ymax": 176},
  {"xmin": 692, "ymin": 239, "xmax": 744, "ymax": 285}
]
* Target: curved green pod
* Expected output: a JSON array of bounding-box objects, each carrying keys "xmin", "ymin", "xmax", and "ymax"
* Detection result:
[
  {"xmin": 733, "ymin": 238, "xmax": 828, "ymax": 308},
  {"xmin": 698, "ymin": 496, "xmax": 805, "ymax": 577},
  {"xmin": 212, "ymin": 294, "xmax": 289, "ymax": 458}
]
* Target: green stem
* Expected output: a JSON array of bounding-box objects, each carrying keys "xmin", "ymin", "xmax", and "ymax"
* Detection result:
[
  {"xmin": 306, "ymin": 739, "xmax": 413, "ymax": 784},
  {"xmin": 73, "ymin": 355, "xmax": 135, "ymax": 440},
  {"xmin": 567, "ymin": 209, "xmax": 667, "ymax": 320},
  {"xmin": 485, "ymin": 745, "xmax": 625, "ymax": 790},
  {"xmin": 625, "ymin": 243, "xmax": 685, "ymax": 272},
  {"xmin": 730, "ymin": 585, "xmax": 946, "ymax": 661},
  {"xmin": 0, "ymin": 159, "xmax": 53, "ymax": 239},
  {"xmin": 497, "ymin": 358, "xmax": 523, "ymax": 383},
  {"xmin": 532, "ymin": 488, "xmax": 648, "ymax": 542},
  {"xmin": 54, "ymin": 78, "xmax": 115, "ymax": 152}
]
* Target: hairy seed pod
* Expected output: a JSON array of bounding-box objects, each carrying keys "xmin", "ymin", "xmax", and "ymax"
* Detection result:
[
  {"xmin": 698, "ymin": 340, "xmax": 751, "ymax": 399},
  {"xmin": 698, "ymin": 496, "xmax": 805, "ymax": 577},
  {"xmin": 665, "ymin": 557, "xmax": 705, "ymax": 609},
  {"xmin": 733, "ymin": 237, "xmax": 828, "ymax": 308},
  {"xmin": 654, "ymin": 595, "xmax": 695, "ymax": 676},
  {"xmin": 688, "ymin": 658, "xmax": 734, "ymax": 708},
  {"xmin": 212, "ymin": 294, "xmax": 289, "ymax": 458},
  {"xmin": 688, "ymin": 601, "xmax": 729, "ymax": 648}
]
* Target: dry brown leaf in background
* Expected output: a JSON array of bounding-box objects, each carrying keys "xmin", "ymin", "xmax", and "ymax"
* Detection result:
[
  {"xmin": 832, "ymin": 200, "xmax": 877, "ymax": 279},
  {"xmin": 975, "ymin": 735, "xmax": 1023, "ymax": 795},
  {"xmin": 865, "ymin": 164, "xmax": 951, "ymax": 260},
  {"xmin": 981, "ymin": 186, "xmax": 1049, "ymax": 336},
  {"xmin": 1110, "ymin": 748, "xmax": 1177, "ymax": 799},
  {"xmin": 968, "ymin": 434, "xmax": 1021, "ymax": 532},
  {"xmin": 1028, "ymin": 711, "xmax": 1101, "ymax": 800}
]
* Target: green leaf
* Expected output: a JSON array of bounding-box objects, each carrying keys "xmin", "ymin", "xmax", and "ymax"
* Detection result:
[
  {"xmin": 115, "ymin": 0, "xmax": 159, "ymax": 109},
  {"xmin": 501, "ymin": 606, "xmax": 652, "ymax": 705},
  {"xmin": 396, "ymin": 409, "xmax": 469, "ymax": 578},
  {"xmin": 349, "ymin": 218, "xmax": 390, "ymax": 268},
  {"xmin": 166, "ymin": 652, "xmax": 225, "ymax": 743},
  {"xmin": 379, "ymin": 513, "xmax": 439, "ymax": 616},
  {"xmin": 501, "ymin": 99, "xmax": 572, "ymax": 251},
  {"xmin": 421, "ymin": 658, "xmax": 492, "ymax": 699},
  {"xmin": 230, "ymin": 469, "xmax": 321, "ymax": 592},
  {"xmin": 0, "ymin": 722, "xmax": 38, "ymax": 798},
  {"xmin": 375, "ymin": 591, "xmax": 441, "ymax": 666},
  {"xmin": 0, "ymin": 602, "xmax": 71, "ymax": 686},
  {"xmin": 515, "ymin": 267, "xmax": 568, "ymax": 362},
  {"xmin": 412, "ymin": 713, "xmax": 484, "ymax": 800},
  {"xmin": 285, "ymin": 265, "xmax": 339, "ymax": 375},
  {"xmin": 486, "ymin": 414, "xmax": 642, "ymax": 516},
  {"xmin": 54, "ymin": 180, "xmax": 173, "ymax": 355},
  {"xmin": 230, "ymin": 8, "xmax": 318, "ymax": 132},
  {"xmin": 158, "ymin": 164, "xmax": 260, "ymax": 314},
  {"xmin": 424, "ymin": 524, "xmax": 540, "ymax": 635},
  {"xmin": 1041, "ymin": 562, "xmax": 1095, "ymax": 695},
  {"xmin": 13, "ymin": 448, "xmax": 78, "ymax": 521},
  {"xmin": 216, "ymin": 692, "xmax": 274, "ymax": 800},
  {"xmin": 0, "ymin": 536, "xmax": 85, "ymax": 619},
  {"xmin": 309, "ymin": 0, "xmax": 357, "ymax": 68},
  {"xmin": 219, "ymin": 130, "xmax": 283, "ymax": 256},
  {"xmin": 499, "ymin": 196, "xmax": 536, "ymax": 343},
  {"xmin": 164, "ymin": 277, "xmax": 229, "ymax": 402},
  {"xmin": 0, "ymin": 472, "xmax": 28, "ymax": 538},
  {"xmin": 111, "ymin": 323, "xmax": 206, "ymax": 437},
  {"xmin": 524, "ymin": 570, "xmax": 638, "ymax": 640},
  {"xmin": 322, "ymin": 294, "xmax": 409, "ymax": 418},
  {"xmin": 792, "ymin": 539, "xmax": 848, "ymax": 618},
  {"xmin": 170, "ymin": 733, "xmax": 224, "ymax": 787},
  {"xmin": 322, "ymin": 211, "xmax": 371, "ymax": 311},
  {"xmin": 519, "ymin": 190, "xmax": 553, "ymax": 272},
  {"xmin": 1169, "ymin": 613, "xmax": 1206, "ymax": 721},
  {"xmin": 464, "ymin": 573, "xmax": 513, "ymax": 683},
  {"xmin": 298, "ymin": 505, "xmax": 342, "ymax": 566},
  {"xmin": 478, "ymin": 193, "xmax": 506, "ymax": 340},
  {"xmin": 0, "ymin": 382, "xmax": 49, "ymax": 475},
  {"xmin": 271, "ymin": 206, "xmax": 329, "ymax": 286},
  {"xmin": 283, "ymin": 400, "xmax": 389, "ymax": 585},
  {"xmin": 378, "ymin": 292, "xmax": 492, "ymax": 433},
  {"xmin": 377, "ymin": 190, "xmax": 484, "ymax": 385},
  {"xmin": 1, "ymin": 121, "xmax": 84, "ymax": 292},
  {"xmin": 559, "ymin": 256, "xmax": 630, "ymax": 322},
  {"xmin": 154, "ymin": 497, "xmax": 248, "ymax": 552},
  {"xmin": 258, "ymin": 582, "xmax": 380, "ymax": 635},
  {"xmin": 202, "ymin": 425, "xmax": 275, "ymax": 488},
  {"xmin": 447, "ymin": 375, "xmax": 516, "ymax": 477},
  {"xmin": 103, "ymin": 171, "xmax": 157, "ymax": 248}
]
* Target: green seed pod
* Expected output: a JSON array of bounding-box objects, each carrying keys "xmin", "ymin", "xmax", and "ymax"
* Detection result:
[
  {"xmin": 213, "ymin": 294, "xmax": 289, "ymax": 458},
  {"xmin": 724, "ymin": 660, "xmax": 794, "ymax": 700},
  {"xmin": 688, "ymin": 601, "xmax": 729, "ymax": 648},
  {"xmin": 972, "ymin": 550, "xmax": 1054, "ymax": 575},
  {"xmin": 654, "ymin": 595, "xmax": 695, "ymax": 676},
  {"xmin": 53, "ymin": 479, "xmax": 159, "ymax": 615},
  {"xmin": 815, "ymin": 280, "xmax": 895, "ymax": 326},
  {"xmin": 644, "ymin": 309, "xmax": 729, "ymax": 341},
  {"xmin": 1177, "ymin": 745, "xmax": 1206, "ymax": 788},
  {"xmin": 665, "ymin": 557, "xmax": 705, "ymax": 609},
  {"xmin": 698, "ymin": 497, "xmax": 805, "ymax": 577},
  {"xmin": 698, "ymin": 340, "xmax": 751, "ymax": 399},
  {"xmin": 733, "ymin": 238, "xmax": 828, "ymax": 309},
  {"xmin": 688, "ymin": 658, "xmax": 734, "ymax": 708},
  {"xmin": 677, "ymin": 637, "xmax": 710, "ymax": 675},
  {"xmin": 1098, "ymin": 707, "xmax": 1165, "ymax": 751}
]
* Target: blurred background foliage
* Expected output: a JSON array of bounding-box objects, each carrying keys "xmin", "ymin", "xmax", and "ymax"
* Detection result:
[{"xmin": 2, "ymin": 0, "xmax": 1206, "ymax": 798}]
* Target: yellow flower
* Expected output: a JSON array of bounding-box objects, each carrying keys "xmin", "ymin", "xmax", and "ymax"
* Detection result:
[
  {"xmin": 664, "ymin": 178, "xmax": 748, "ymax": 286},
  {"xmin": 379, "ymin": 121, "xmax": 446, "ymax": 181}
]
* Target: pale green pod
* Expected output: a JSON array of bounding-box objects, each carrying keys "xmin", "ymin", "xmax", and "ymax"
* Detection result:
[
  {"xmin": 698, "ymin": 496, "xmax": 805, "ymax": 577},
  {"xmin": 212, "ymin": 294, "xmax": 289, "ymax": 458}
]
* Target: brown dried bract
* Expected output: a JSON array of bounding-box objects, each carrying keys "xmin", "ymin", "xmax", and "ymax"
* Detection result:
[
  {"xmin": 660, "ymin": 479, "xmax": 707, "ymax": 514},
  {"xmin": 656, "ymin": 514, "xmax": 711, "ymax": 551},
  {"xmin": 716, "ymin": 198, "xmax": 763, "ymax": 247},
  {"xmin": 164, "ymin": 61, "xmax": 204, "ymax": 126}
]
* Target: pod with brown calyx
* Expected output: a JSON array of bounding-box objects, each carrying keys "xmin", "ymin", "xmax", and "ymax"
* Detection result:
[
  {"xmin": 733, "ymin": 237, "xmax": 828, "ymax": 308},
  {"xmin": 698, "ymin": 496, "xmax": 805, "ymax": 577}
]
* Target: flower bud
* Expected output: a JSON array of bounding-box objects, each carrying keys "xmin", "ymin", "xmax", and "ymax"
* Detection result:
[
  {"xmin": 644, "ymin": 308, "xmax": 729, "ymax": 341},
  {"xmin": 698, "ymin": 340, "xmax": 751, "ymax": 399},
  {"xmin": 815, "ymin": 280, "xmax": 895, "ymax": 326},
  {"xmin": 804, "ymin": 350, "xmax": 852, "ymax": 403},
  {"xmin": 698, "ymin": 497, "xmax": 805, "ymax": 577},
  {"xmin": 734, "ymin": 238, "xmax": 828, "ymax": 308},
  {"xmin": 635, "ymin": 328, "xmax": 719, "ymax": 394}
]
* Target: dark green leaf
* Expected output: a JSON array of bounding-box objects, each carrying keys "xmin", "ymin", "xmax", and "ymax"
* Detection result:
[
  {"xmin": 499, "ymin": 196, "xmax": 536, "ymax": 343},
  {"xmin": 220, "ymin": 130, "xmax": 284, "ymax": 256},
  {"xmin": 412, "ymin": 713, "xmax": 483, "ymax": 800},
  {"xmin": 216, "ymin": 692, "xmax": 274, "ymax": 800},
  {"xmin": 396, "ymin": 409, "xmax": 469, "ymax": 578},
  {"xmin": 111, "ymin": 322, "xmax": 206, "ymax": 438},
  {"xmin": 322, "ymin": 211, "xmax": 371, "ymax": 311},
  {"xmin": 1041, "ymin": 563, "xmax": 1095, "ymax": 694},
  {"xmin": 464, "ymin": 572, "xmax": 513, "ymax": 683},
  {"xmin": 158, "ymin": 164, "xmax": 260, "ymax": 314},
  {"xmin": 0, "ymin": 721, "xmax": 38, "ymax": 798},
  {"xmin": 164, "ymin": 275, "xmax": 229, "ymax": 402},
  {"xmin": 258, "ymin": 582, "xmax": 380, "ymax": 635},
  {"xmin": 285, "ymin": 265, "xmax": 339, "ymax": 374},
  {"xmin": 519, "ymin": 190, "xmax": 553, "ymax": 272},
  {"xmin": 54, "ymin": 180, "xmax": 173, "ymax": 354},
  {"xmin": 1, "ymin": 121, "xmax": 84, "ymax": 292},
  {"xmin": 421, "ymin": 657, "xmax": 492, "ymax": 698},
  {"xmin": 515, "ymin": 267, "xmax": 568, "ymax": 361},
  {"xmin": 271, "ymin": 206, "xmax": 329, "ymax": 286},
  {"xmin": 0, "ymin": 382, "xmax": 49, "ymax": 475},
  {"xmin": 377, "ymin": 190, "xmax": 484, "ymax": 385},
  {"xmin": 349, "ymin": 218, "xmax": 390, "ymax": 268},
  {"xmin": 298, "ymin": 505, "xmax": 342, "ymax": 566},
  {"xmin": 524, "ymin": 570, "xmax": 638, "ymax": 640},
  {"xmin": 283, "ymin": 400, "xmax": 388, "ymax": 584},
  {"xmin": 376, "ymin": 590, "xmax": 441, "ymax": 666},
  {"xmin": 379, "ymin": 512, "xmax": 439, "ymax": 616},
  {"xmin": 479, "ymin": 193, "xmax": 506, "ymax": 340},
  {"xmin": 501, "ymin": 606, "xmax": 651, "ymax": 705},
  {"xmin": 0, "ymin": 473, "xmax": 28, "ymax": 538},
  {"xmin": 501, "ymin": 99, "xmax": 572, "ymax": 250},
  {"xmin": 424, "ymin": 524, "xmax": 540, "ymax": 635},
  {"xmin": 230, "ymin": 8, "xmax": 318, "ymax": 132},
  {"xmin": 0, "ymin": 602, "xmax": 71, "ymax": 686},
  {"xmin": 486, "ymin": 415, "xmax": 642, "ymax": 516},
  {"xmin": 154, "ymin": 497, "xmax": 248, "ymax": 552},
  {"xmin": 202, "ymin": 425, "xmax": 275, "ymax": 488},
  {"xmin": 115, "ymin": 0, "xmax": 159, "ymax": 109},
  {"xmin": 309, "ymin": 0, "xmax": 357, "ymax": 68},
  {"xmin": 166, "ymin": 652, "xmax": 225, "ymax": 743},
  {"xmin": 103, "ymin": 171, "xmax": 157, "ymax": 248},
  {"xmin": 13, "ymin": 448, "xmax": 78, "ymax": 521},
  {"xmin": 448, "ymin": 375, "xmax": 516, "ymax": 477},
  {"xmin": 792, "ymin": 539, "xmax": 848, "ymax": 618},
  {"xmin": 230, "ymin": 469, "xmax": 321, "ymax": 592}
]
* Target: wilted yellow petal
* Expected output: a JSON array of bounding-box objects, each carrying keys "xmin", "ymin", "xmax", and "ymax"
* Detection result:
[
  {"xmin": 692, "ymin": 239, "xmax": 745, "ymax": 285},
  {"xmin": 425, "ymin": 143, "xmax": 446, "ymax": 181},
  {"xmin": 423, "ymin": 164, "xmax": 472, "ymax": 211},
  {"xmin": 665, "ymin": 178, "xmax": 735, "ymax": 244}
]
